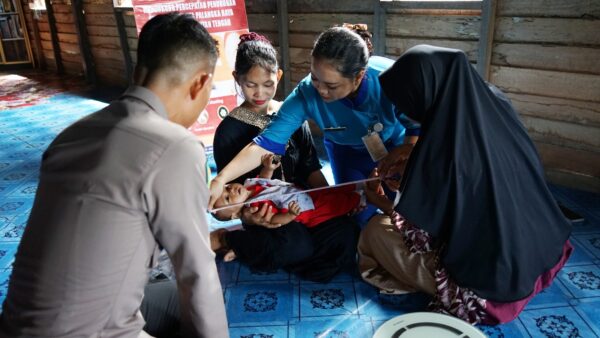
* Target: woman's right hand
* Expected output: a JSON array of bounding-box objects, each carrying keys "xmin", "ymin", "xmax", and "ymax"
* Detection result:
[
  {"xmin": 241, "ymin": 203, "xmax": 282, "ymax": 228},
  {"xmin": 208, "ymin": 177, "xmax": 225, "ymax": 210}
]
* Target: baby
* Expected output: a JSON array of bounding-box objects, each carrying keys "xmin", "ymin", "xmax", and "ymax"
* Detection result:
[{"xmin": 211, "ymin": 154, "xmax": 395, "ymax": 261}]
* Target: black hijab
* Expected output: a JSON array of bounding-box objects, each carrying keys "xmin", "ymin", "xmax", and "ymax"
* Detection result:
[{"xmin": 380, "ymin": 45, "xmax": 571, "ymax": 302}]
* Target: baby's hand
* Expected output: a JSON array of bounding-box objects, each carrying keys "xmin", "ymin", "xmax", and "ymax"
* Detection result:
[
  {"xmin": 367, "ymin": 168, "xmax": 385, "ymax": 195},
  {"xmin": 288, "ymin": 201, "xmax": 301, "ymax": 216},
  {"xmin": 261, "ymin": 153, "xmax": 281, "ymax": 171}
]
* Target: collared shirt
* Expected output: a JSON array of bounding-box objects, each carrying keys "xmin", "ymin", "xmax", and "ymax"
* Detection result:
[
  {"xmin": 254, "ymin": 56, "xmax": 420, "ymax": 155},
  {"xmin": 0, "ymin": 86, "xmax": 228, "ymax": 338}
]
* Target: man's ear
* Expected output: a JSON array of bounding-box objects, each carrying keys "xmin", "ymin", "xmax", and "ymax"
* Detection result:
[
  {"xmin": 190, "ymin": 72, "xmax": 212, "ymax": 100},
  {"xmin": 277, "ymin": 69, "xmax": 283, "ymax": 81}
]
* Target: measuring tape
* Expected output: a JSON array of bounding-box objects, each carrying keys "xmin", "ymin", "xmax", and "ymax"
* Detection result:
[{"xmin": 209, "ymin": 176, "xmax": 400, "ymax": 213}]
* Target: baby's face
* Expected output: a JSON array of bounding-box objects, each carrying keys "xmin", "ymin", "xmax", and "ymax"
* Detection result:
[{"xmin": 214, "ymin": 183, "xmax": 251, "ymax": 219}]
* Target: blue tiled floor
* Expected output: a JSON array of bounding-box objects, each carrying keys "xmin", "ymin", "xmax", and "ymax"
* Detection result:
[{"xmin": 1, "ymin": 73, "xmax": 600, "ymax": 337}]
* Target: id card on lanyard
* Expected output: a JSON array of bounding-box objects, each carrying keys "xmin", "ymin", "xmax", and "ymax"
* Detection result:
[{"xmin": 362, "ymin": 122, "xmax": 388, "ymax": 162}]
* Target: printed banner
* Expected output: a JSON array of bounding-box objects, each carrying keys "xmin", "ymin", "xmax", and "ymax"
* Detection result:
[{"xmin": 131, "ymin": 0, "xmax": 248, "ymax": 148}]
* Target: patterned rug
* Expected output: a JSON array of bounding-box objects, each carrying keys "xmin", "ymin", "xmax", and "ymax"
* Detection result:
[{"xmin": 0, "ymin": 72, "xmax": 89, "ymax": 110}]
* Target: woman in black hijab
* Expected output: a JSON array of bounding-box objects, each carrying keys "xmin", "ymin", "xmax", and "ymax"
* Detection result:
[{"xmin": 358, "ymin": 45, "xmax": 573, "ymax": 324}]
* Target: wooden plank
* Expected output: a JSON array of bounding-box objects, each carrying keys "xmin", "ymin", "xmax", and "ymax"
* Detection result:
[
  {"xmin": 37, "ymin": 22, "xmax": 50, "ymax": 33},
  {"xmin": 385, "ymin": 37, "xmax": 478, "ymax": 60},
  {"xmin": 88, "ymin": 35, "xmax": 121, "ymax": 49},
  {"xmin": 114, "ymin": 7, "xmax": 133, "ymax": 84},
  {"xmin": 373, "ymin": 0, "xmax": 385, "ymax": 56},
  {"xmin": 91, "ymin": 48, "xmax": 125, "ymax": 62},
  {"xmin": 44, "ymin": 0, "xmax": 64, "ymax": 73},
  {"xmin": 290, "ymin": 71, "xmax": 306, "ymax": 84},
  {"xmin": 497, "ymin": 0, "xmax": 600, "ymax": 18},
  {"xmin": 51, "ymin": 3, "xmax": 72, "ymax": 14},
  {"xmin": 495, "ymin": 17, "xmax": 600, "ymax": 45},
  {"xmin": 26, "ymin": 5, "xmax": 45, "ymax": 69},
  {"xmin": 53, "ymin": 12, "xmax": 74, "ymax": 24},
  {"xmin": 386, "ymin": 14, "xmax": 480, "ymax": 40},
  {"xmin": 289, "ymin": 32, "xmax": 319, "ymax": 49},
  {"xmin": 289, "ymin": 47, "xmax": 311, "ymax": 69},
  {"xmin": 492, "ymin": 43, "xmax": 600, "ymax": 75},
  {"xmin": 97, "ymin": 67, "xmax": 127, "ymax": 86},
  {"xmin": 288, "ymin": 13, "xmax": 373, "ymax": 34},
  {"xmin": 383, "ymin": 1, "xmax": 481, "ymax": 10},
  {"xmin": 386, "ymin": 9, "xmax": 480, "ymax": 16},
  {"xmin": 277, "ymin": 0, "xmax": 291, "ymax": 96},
  {"xmin": 288, "ymin": 0, "xmax": 374, "ymax": 13},
  {"xmin": 39, "ymin": 32, "xmax": 52, "ymax": 42},
  {"xmin": 94, "ymin": 57, "xmax": 125, "ymax": 70},
  {"xmin": 508, "ymin": 93, "xmax": 600, "ymax": 127},
  {"xmin": 87, "ymin": 25, "xmax": 121, "ymax": 37},
  {"xmin": 127, "ymin": 37, "xmax": 137, "ymax": 50},
  {"xmin": 262, "ymin": 32, "xmax": 278, "ymax": 46},
  {"xmin": 59, "ymin": 52, "xmax": 83, "ymax": 64},
  {"xmin": 545, "ymin": 170, "xmax": 599, "ymax": 194},
  {"xmin": 490, "ymin": 65, "xmax": 600, "ymax": 103},
  {"xmin": 477, "ymin": 0, "xmax": 496, "ymax": 80},
  {"xmin": 85, "ymin": 13, "xmax": 117, "ymax": 26},
  {"xmin": 40, "ymin": 40, "xmax": 53, "ymax": 50},
  {"xmin": 63, "ymin": 60, "xmax": 84, "ymax": 75},
  {"xmin": 535, "ymin": 142, "xmax": 600, "ymax": 178},
  {"xmin": 244, "ymin": 0, "xmax": 277, "ymax": 14},
  {"xmin": 55, "ymin": 23, "xmax": 78, "ymax": 34},
  {"xmin": 83, "ymin": 3, "xmax": 115, "ymax": 14},
  {"xmin": 42, "ymin": 49, "xmax": 55, "ymax": 59},
  {"xmin": 532, "ymin": 130, "xmax": 599, "ymax": 162},
  {"xmin": 521, "ymin": 116, "xmax": 600, "ymax": 150},
  {"xmin": 72, "ymin": 0, "xmax": 97, "ymax": 84},
  {"xmin": 53, "ymin": 32, "xmax": 79, "ymax": 44},
  {"xmin": 247, "ymin": 13, "xmax": 278, "ymax": 32},
  {"xmin": 58, "ymin": 41, "xmax": 81, "ymax": 55},
  {"xmin": 83, "ymin": 0, "xmax": 113, "ymax": 4},
  {"xmin": 122, "ymin": 11, "xmax": 136, "ymax": 27}
]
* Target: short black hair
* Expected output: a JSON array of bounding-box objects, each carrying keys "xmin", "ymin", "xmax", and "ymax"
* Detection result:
[
  {"xmin": 312, "ymin": 27, "xmax": 369, "ymax": 78},
  {"xmin": 137, "ymin": 13, "xmax": 219, "ymax": 80}
]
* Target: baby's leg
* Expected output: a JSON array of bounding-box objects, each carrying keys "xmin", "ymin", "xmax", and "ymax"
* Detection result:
[{"xmin": 210, "ymin": 228, "xmax": 228, "ymax": 252}]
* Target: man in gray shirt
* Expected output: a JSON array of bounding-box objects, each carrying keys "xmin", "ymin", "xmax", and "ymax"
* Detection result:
[{"xmin": 0, "ymin": 13, "xmax": 228, "ymax": 338}]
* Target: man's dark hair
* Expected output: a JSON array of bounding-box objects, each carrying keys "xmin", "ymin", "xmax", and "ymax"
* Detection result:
[{"xmin": 137, "ymin": 13, "xmax": 219, "ymax": 82}]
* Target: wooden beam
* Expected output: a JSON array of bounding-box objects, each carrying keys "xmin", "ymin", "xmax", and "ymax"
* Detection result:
[
  {"xmin": 477, "ymin": 0, "xmax": 496, "ymax": 80},
  {"xmin": 373, "ymin": 0, "xmax": 386, "ymax": 56},
  {"xmin": 29, "ymin": 10, "xmax": 45, "ymax": 69},
  {"xmin": 114, "ymin": 8, "xmax": 133, "ymax": 84},
  {"xmin": 72, "ymin": 0, "xmax": 96, "ymax": 84},
  {"xmin": 44, "ymin": 0, "xmax": 64, "ymax": 74},
  {"xmin": 276, "ymin": 0, "xmax": 291, "ymax": 96},
  {"xmin": 382, "ymin": 1, "xmax": 482, "ymax": 10}
]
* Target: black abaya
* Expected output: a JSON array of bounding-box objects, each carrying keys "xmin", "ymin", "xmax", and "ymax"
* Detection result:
[{"xmin": 379, "ymin": 45, "xmax": 572, "ymax": 302}]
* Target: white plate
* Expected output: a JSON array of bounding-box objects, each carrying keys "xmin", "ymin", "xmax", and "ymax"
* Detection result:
[{"xmin": 373, "ymin": 312, "xmax": 487, "ymax": 338}]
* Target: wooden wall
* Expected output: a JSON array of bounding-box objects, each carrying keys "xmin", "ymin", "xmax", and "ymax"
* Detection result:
[
  {"xmin": 18, "ymin": 0, "xmax": 600, "ymax": 191},
  {"xmin": 246, "ymin": 0, "xmax": 600, "ymax": 192},
  {"xmin": 19, "ymin": 0, "xmax": 84, "ymax": 74},
  {"xmin": 490, "ymin": 0, "xmax": 600, "ymax": 192}
]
